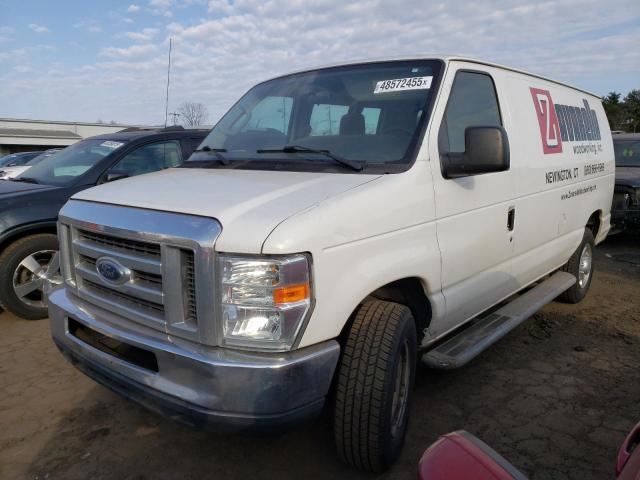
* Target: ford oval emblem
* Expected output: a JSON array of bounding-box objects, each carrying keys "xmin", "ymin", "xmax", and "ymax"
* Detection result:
[{"xmin": 96, "ymin": 257, "xmax": 131, "ymax": 286}]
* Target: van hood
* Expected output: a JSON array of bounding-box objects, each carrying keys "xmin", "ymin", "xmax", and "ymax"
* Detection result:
[{"xmin": 72, "ymin": 167, "xmax": 382, "ymax": 253}]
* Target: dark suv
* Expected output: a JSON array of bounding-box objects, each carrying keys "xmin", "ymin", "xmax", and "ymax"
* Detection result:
[
  {"xmin": 611, "ymin": 133, "xmax": 640, "ymax": 232},
  {"xmin": 0, "ymin": 127, "xmax": 208, "ymax": 319}
]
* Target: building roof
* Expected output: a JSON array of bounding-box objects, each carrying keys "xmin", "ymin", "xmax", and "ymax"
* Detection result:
[
  {"xmin": 0, "ymin": 128, "xmax": 82, "ymax": 139},
  {"xmin": 0, "ymin": 117, "xmax": 139, "ymax": 128}
]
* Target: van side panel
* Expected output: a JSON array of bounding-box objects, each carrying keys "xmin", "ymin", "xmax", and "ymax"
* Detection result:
[
  {"xmin": 425, "ymin": 62, "xmax": 517, "ymax": 340},
  {"xmin": 504, "ymin": 73, "xmax": 614, "ymax": 288}
]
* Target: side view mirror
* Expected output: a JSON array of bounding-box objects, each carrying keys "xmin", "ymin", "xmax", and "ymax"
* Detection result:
[
  {"xmin": 442, "ymin": 126, "xmax": 510, "ymax": 179},
  {"xmin": 104, "ymin": 170, "xmax": 129, "ymax": 183}
]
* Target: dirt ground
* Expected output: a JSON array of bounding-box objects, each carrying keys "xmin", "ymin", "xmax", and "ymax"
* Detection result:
[{"xmin": 0, "ymin": 233, "xmax": 638, "ymax": 480}]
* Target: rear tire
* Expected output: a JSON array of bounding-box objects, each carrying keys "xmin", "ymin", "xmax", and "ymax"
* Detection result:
[
  {"xmin": 0, "ymin": 234, "xmax": 59, "ymax": 320},
  {"xmin": 558, "ymin": 228, "xmax": 595, "ymax": 304},
  {"xmin": 333, "ymin": 300, "xmax": 417, "ymax": 472}
]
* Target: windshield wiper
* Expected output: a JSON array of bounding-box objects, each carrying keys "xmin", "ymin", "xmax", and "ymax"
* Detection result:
[
  {"xmin": 11, "ymin": 177, "xmax": 39, "ymax": 184},
  {"xmin": 194, "ymin": 146, "xmax": 230, "ymax": 165},
  {"xmin": 256, "ymin": 145, "xmax": 363, "ymax": 172}
]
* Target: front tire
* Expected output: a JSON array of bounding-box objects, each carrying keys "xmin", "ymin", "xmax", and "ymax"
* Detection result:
[
  {"xmin": 333, "ymin": 300, "xmax": 417, "ymax": 472},
  {"xmin": 0, "ymin": 234, "xmax": 59, "ymax": 320},
  {"xmin": 557, "ymin": 228, "xmax": 595, "ymax": 304}
]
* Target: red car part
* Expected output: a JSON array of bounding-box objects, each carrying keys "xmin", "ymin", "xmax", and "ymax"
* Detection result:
[
  {"xmin": 418, "ymin": 431, "xmax": 527, "ymax": 480},
  {"xmin": 617, "ymin": 421, "xmax": 640, "ymax": 480}
]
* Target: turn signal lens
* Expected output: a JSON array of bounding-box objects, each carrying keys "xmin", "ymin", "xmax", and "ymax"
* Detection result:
[{"xmin": 273, "ymin": 283, "xmax": 309, "ymax": 304}]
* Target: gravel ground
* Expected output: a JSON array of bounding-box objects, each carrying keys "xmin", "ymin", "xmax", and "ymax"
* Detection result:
[{"xmin": 0, "ymin": 232, "xmax": 638, "ymax": 480}]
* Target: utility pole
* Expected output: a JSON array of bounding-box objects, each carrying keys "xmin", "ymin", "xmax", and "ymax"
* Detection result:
[
  {"xmin": 164, "ymin": 37, "xmax": 172, "ymax": 127},
  {"xmin": 169, "ymin": 112, "xmax": 181, "ymax": 125}
]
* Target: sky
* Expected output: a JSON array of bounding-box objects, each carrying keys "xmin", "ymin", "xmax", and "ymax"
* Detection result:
[{"xmin": 0, "ymin": 0, "xmax": 639, "ymax": 126}]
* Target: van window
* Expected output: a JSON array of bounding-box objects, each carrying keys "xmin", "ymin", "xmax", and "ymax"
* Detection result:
[
  {"xmin": 363, "ymin": 107, "xmax": 381, "ymax": 134},
  {"xmin": 441, "ymin": 71, "xmax": 502, "ymax": 153},
  {"xmin": 245, "ymin": 96, "xmax": 293, "ymax": 134},
  {"xmin": 310, "ymin": 104, "xmax": 348, "ymax": 136},
  {"xmin": 309, "ymin": 105, "xmax": 383, "ymax": 136},
  {"xmin": 190, "ymin": 60, "xmax": 443, "ymax": 172}
]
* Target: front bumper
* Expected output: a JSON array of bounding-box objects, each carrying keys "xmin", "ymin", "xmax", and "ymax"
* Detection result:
[{"xmin": 48, "ymin": 287, "xmax": 340, "ymax": 430}]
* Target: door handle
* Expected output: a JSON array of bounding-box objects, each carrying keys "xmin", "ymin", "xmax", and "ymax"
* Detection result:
[{"xmin": 507, "ymin": 207, "xmax": 516, "ymax": 231}]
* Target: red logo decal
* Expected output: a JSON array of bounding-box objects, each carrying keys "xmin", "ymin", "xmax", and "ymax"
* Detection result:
[{"xmin": 530, "ymin": 87, "xmax": 563, "ymax": 154}]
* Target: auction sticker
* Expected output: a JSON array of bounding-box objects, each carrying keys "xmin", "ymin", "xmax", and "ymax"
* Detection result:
[
  {"xmin": 374, "ymin": 76, "xmax": 432, "ymax": 94},
  {"xmin": 100, "ymin": 141, "xmax": 124, "ymax": 149}
]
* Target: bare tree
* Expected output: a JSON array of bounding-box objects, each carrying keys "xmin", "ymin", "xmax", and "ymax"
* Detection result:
[{"xmin": 177, "ymin": 102, "xmax": 209, "ymax": 127}]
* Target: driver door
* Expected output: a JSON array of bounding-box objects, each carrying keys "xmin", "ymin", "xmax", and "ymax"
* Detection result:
[{"xmin": 428, "ymin": 63, "xmax": 516, "ymax": 337}]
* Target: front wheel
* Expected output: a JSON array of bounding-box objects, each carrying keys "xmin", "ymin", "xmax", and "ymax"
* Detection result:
[
  {"xmin": 0, "ymin": 234, "xmax": 60, "ymax": 319},
  {"xmin": 557, "ymin": 228, "xmax": 595, "ymax": 304},
  {"xmin": 333, "ymin": 300, "xmax": 417, "ymax": 472}
]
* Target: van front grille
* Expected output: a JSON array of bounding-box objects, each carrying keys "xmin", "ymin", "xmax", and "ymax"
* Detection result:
[
  {"xmin": 78, "ymin": 229, "xmax": 161, "ymax": 257},
  {"xmin": 68, "ymin": 227, "xmax": 200, "ymax": 336},
  {"xmin": 84, "ymin": 279, "xmax": 165, "ymax": 316},
  {"xmin": 183, "ymin": 251, "xmax": 197, "ymax": 323},
  {"xmin": 58, "ymin": 201, "xmax": 221, "ymax": 346}
]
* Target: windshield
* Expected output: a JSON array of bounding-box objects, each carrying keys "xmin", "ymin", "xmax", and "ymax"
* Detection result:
[
  {"xmin": 25, "ymin": 153, "xmax": 51, "ymax": 165},
  {"xmin": 614, "ymin": 140, "xmax": 640, "ymax": 167},
  {"xmin": 188, "ymin": 60, "xmax": 441, "ymax": 173},
  {"xmin": 17, "ymin": 139, "xmax": 126, "ymax": 186}
]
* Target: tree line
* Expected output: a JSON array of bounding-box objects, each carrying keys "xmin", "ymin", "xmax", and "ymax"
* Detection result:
[{"xmin": 602, "ymin": 90, "xmax": 640, "ymax": 133}]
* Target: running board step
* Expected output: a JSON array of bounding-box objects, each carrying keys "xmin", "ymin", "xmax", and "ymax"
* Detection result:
[{"xmin": 422, "ymin": 271, "xmax": 576, "ymax": 369}]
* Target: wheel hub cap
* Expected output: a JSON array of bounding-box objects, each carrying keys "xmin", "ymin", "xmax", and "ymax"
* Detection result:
[
  {"xmin": 390, "ymin": 340, "xmax": 411, "ymax": 438},
  {"xmin": 12, "ymin": 250, "xmax": 60, "ymax": 309},
  {"xmin": 578, "ymin": 243, "xmax": 592, "ymax": 288}
]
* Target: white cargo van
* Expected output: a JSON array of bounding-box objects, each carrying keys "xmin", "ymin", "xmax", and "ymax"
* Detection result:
[{"xmin": 48, "ymin": 56, "xmax": 614, "ymax": 471}]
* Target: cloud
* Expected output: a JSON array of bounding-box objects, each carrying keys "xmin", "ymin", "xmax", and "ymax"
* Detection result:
[
  {"xmin": 149, "ymin": 0, "xmax": 171, "ymax": 7},
  {"xmin": 149, "ymin": 0, "xmax": 174, "ymax": 17},
  {"xmin": 28, "ymin": 23, "xmax": 49, "ymax": 33},
  {"xmin": 207, "ymin": 0, "xmax": 233, "ymax": 14},
  {"xmin": 100, "ymin": 43, "xmax": 159, "ymax": 58},
  {"xmin": 127, "ymin": 4, "xmax": 141, "ymax": 13},
  {"xmin": 0, "ymin": 27, "xmax": 13, "ymax": 44},
  {"xmin": 2, "ymin": 0, "xmax": 639, "ymax": 125},
  {"xmin": 74, "ymin": 19, "xmax": 102, "ymax": 33},
  {"xmin": 124, "ymin": 28, "xmax": 159, "ymax": 42}
]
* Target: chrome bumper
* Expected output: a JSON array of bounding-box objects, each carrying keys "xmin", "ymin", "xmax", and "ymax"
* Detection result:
[{"xmin": 48, "ymin": 286, "xmax": 340, "ymax": 430}]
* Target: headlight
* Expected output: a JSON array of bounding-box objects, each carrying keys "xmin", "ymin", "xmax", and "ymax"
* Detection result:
[{"xmin": 218, "ymin": 254, "xmax": 312, "ymax": 351}]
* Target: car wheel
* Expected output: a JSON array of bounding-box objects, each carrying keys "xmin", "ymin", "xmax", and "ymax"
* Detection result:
[
  {"xmin": 333, "ymin": 299, "xmax": 417, "ymax": 472},
  {"xmin": 0, "ymin": 234, "xmax": 60, "ymax": 320},
  {"xmin": 557, "ymin": 228, "xmax": 595, "ymax": 304}
]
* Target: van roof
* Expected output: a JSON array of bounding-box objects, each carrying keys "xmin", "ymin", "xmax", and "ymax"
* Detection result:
[{"xmin": 264, "ymin": 55, "xmax": 601, "ymax": 99}]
